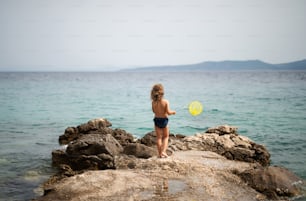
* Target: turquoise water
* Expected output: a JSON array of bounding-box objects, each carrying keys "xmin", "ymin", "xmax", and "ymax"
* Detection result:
[{"xmin": 0, "ymin": 71, "xmax": 306, "ymax": 200}]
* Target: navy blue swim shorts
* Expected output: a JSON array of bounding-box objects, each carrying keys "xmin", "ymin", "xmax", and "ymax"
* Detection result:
[{"xmin": 153, "ymin": 117, "xmax": 169, "ymax": 128}]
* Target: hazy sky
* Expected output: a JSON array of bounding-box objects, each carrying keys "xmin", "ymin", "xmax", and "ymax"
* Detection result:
[{"xmin": 0, "ymin": 0, "xmax": 305, "ymax": 71}]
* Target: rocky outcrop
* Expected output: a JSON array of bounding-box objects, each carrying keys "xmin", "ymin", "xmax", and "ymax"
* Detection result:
[
  {"xmin": 141, "ymin": 125, "xmax": 270, "ymax": 166},
  {"xmin": 37, "ymin": 151, "xmax": 305, "ymax": 201},
  {"xmin": 37, "ymin": 119, "xmax": 305, "ymax": 201},
  {"xmin": 38, "ymin": 151, "xmax": 262, "ymax": 201},
  {"xmin": 53, "ymin": 119, "xmax": 151, "ymax": 171}
]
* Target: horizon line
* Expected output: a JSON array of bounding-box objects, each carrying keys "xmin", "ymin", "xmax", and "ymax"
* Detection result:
[{"xmin": 0, "ymin": 58, "xmax": 305, "ymax": 72}]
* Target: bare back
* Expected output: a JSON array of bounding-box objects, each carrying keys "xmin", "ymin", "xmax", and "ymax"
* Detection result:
[{"xmin": 152, "ymin": 99, "xmax": 171, "ymax": 118}]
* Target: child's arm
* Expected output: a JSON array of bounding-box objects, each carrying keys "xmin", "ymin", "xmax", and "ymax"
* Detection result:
[{"xmin": 165, "ymin": 100, "xmax": 176, "ymax": 115}]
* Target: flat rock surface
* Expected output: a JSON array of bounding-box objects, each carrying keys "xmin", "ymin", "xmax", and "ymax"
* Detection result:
[{"xmin": 37, "ymin": 151, "xmax": 263, "ymax": 201}]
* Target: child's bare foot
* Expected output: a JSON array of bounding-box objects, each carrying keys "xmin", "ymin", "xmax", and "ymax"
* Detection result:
[{"xmin": 161, "ymin": 152, "xmax": 169, "ymax": 158}]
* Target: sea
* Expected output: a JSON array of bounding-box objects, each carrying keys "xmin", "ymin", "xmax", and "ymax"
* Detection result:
[{"xmin": 0, "ymin": 71, "xmax": 305, "ymax": 200}]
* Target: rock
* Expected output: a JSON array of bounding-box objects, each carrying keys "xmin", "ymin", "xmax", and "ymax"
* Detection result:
[
  {"xmin": 43, "ymin": 164, "xmax": 81, "ymax": 193},
  {"xmin": 54, "ymin": 121, "xmax": 270, "ymax": 172},
  {"xmin": 252, "ymin": 144, "xmax": 271, "ymax": 166},
  {"xmin": 77, "ymin": 118, "xmax": 112, "ymax": 134},
  {"xmin": 36, "ymin": 151, "xmax": 267, "ymax": 201},
  {"xmin": 39, "ymin": 151, "xmax": 305, "ymax": 201},
  {"xmin": 123, "ymin": 143, "xmax": 156, "ymax": 159},
  {"xmin": 58, "ymin": 127, "xmax": 79, "ymax": 145},
  {"xmin": 139, "ymin": 131, "xmax": 157, "ymax": 146},
  {"xmin": 52, "ymin": 150, "xmax": 68, "ymax": 167},
  {"xmin": 139, "ymin": 126, "xmax": 270, "ymax": 166},
  {"xmin": 40, "ymin": 119, "xmax": 304, "ymax": 201},
  {"xmin": 139, "ymin": 131, "xmax": 183, "ymax": 147},
  {"xmin": 169, "ymin": 133, "xmax": 271, "ymax": 166},
  {"xmin": 111, "ymin": 128, "xmax": 134, "ymax": 147},
  {"xmin": 58, "ymin": 118, "xmax": 133, "ymax": 146},
  {"xmin": 205, "ymin": 124, "xmax": 238, "ymax": 135},
  {"xmin": 66, "ymin": 134, "xmax": 123, "ymax": 156},
  {"xmin": 53, "ymin": 134, "xmax": 123, "ymax": 171},
  {"xmin": 114, "ymin": 154, "xmax": 138, "ymax": 169},
  {"xmin": 54, "ymin": 119, "xmax": 136, "ymax": 172},
  {"xmin": 237, "ymin": 166, "xmax": 304, "ymax": 200},
  {"xmin": 58, "ymin": 118, "xmax": 112, "ymax": 145},
  {"xmin": 229, "ymin": 147, "xmax": 255, "ymax": 162}
]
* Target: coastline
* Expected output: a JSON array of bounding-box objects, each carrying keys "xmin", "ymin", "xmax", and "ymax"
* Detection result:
[{"xmin": 33, "ymin": 119, "xmax": 305, "ymax": 201}]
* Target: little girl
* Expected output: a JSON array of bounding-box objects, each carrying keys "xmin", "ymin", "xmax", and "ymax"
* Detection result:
[{"xmin": 151, "ymin": 84, "xmax": 176, "ymax": 158}]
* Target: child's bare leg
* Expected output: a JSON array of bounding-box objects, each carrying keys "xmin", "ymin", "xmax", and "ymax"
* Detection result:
[
  {"xmin": 155, "ymin": 127, "xmax": 163, "ymax": 157},
  {"xmin": 161, "ymin": 127, "xmax": 169, "ymax": 156}
]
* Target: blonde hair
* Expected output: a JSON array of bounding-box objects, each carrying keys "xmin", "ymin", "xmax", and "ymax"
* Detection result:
[{"xmin": 151, "ymin": 84, "xmax": 164, "ymax": 102}]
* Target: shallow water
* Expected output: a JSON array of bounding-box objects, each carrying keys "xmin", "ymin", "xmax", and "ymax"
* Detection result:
[{"xmin": 0, "ymin": 71, "xmax": 305, "ymax": 200}]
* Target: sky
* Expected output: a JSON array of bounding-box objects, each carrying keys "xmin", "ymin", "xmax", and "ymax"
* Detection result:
[{"xmin": 0, "ymin": 0, "xmax": 305, "ymax": 71}]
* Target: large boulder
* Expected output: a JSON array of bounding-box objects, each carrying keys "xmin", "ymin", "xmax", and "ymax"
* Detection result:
[
  {"xmin": 53, "ymin": 119, "xmax": 152, "ymax": 171},
  {"xmin": 58, "ymin": 118, "xmax": 135, "ymax": 147},
  {"xmin": 77, "ymin": 118, "xmax": 112, "ymax": 133},
  {"xmin": 59, "ymin": 118, "xmax": 112, "ymax": 144},
  {"xmin": 66, "ymin": 134, "xmax": 123, "ymax": 156},
  {"xmin": 237, "ymin": 166, "xmax": 304, "ymax": 200},
  {"xmin": 53, "ymin": 134, "xmax": 123, "ymax": 170}
]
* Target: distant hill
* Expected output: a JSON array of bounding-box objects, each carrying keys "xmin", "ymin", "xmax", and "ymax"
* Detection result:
[
  {"xmin": 121, "ymin": 59, "xmax": 306, "ymax": 72},
  {"xmin": 275, "ymin": 59, "xmax": 306, "ymax": 70}
]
